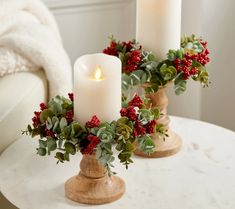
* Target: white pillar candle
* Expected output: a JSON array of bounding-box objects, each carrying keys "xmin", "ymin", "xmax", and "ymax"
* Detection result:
[
  {"xmin": 74, "ymin": 53, "xmax": 121, "ymax": 125},
  {"xmin": 136, "ymin": 0, "xmax": 182, "ymax": 60}
]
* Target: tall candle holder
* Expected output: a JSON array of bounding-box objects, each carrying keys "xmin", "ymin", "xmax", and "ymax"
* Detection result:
[{"xmin": 103, "ymin": 34, "xmax": 211, "ymax": 158}]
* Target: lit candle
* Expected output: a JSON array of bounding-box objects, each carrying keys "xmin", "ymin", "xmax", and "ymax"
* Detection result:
[
  {"xmin": 74, "ymin": 53, "xmax": 121, "ymax": 125},
  {"xmin": 136, "ymin": 0, "xmax": 182, "ymax": 60}
]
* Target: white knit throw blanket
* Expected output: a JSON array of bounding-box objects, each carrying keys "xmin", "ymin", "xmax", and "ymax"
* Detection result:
[{"xmin": 0, "ymin": 0, "xmax": 72, "ymax": 97}]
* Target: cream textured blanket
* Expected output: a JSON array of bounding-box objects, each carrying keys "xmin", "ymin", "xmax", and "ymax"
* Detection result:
[{"xmin": 0, "ymin": 0, "xmax": 72, "ymax": 97}]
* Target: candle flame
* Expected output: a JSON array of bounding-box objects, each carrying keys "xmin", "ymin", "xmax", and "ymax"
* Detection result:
[{"xmin": 94, "ymin": 66, "xmax": 102, "ymax": 80}]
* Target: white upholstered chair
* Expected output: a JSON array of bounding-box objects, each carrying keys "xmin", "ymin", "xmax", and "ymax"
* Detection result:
[{"xmin": 0, "ymin": 70, "xmax": 48, "ymax": 209}]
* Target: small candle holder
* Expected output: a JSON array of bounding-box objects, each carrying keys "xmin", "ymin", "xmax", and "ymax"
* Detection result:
[{"xmin": 24, "ymin": 89, "xmax": 168, "ymax": 205}]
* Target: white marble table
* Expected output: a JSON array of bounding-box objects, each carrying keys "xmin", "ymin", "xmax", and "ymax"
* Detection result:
[{"xmin": 1, "ymin": 116, "xmax": 235, "ymax": 209}]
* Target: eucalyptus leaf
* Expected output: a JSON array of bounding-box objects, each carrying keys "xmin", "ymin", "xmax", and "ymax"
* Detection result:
[
  {"xmin": 141, "ymin": 72, "xmax": 147, "ymax": 83},
  {"xmin": 37, "ymin": 147, "xmax": 46, "ymax": 156},
  {"xmin": 52, "ymin": 120, "xmax": 59, "ymax": 132},
  {"xmin": 145, "ymin": 84, "xmax": 158, "ymax": 93},
  {"xmin": 144, "ymin": 138, "xmax": 155, "ymax": 149},
  {"xmin": 151, "ymin": 108, "xmax": 160, "ymax": 119},
  {"xmin": 64, "ymin": 142, "xmax": 76, "ymax": 155},
  {"xmin": 102, "ymin": 143, "xmax": 113, "ymax": 154},
  {"xmin": 147, "ymin": 53, "xmax": 156, "ymax": 61},
  {"xmin": 52, "ymin": 116, "xmax": 59, "ymax": 125},
  {"xmin": 160, "ymin": 65, "xmax": 177, "ymax": 81},
  {"xmin": 58, "ymin": 138, "xmax": 63, "ymax": 148},
  {"xmin": 174, "ymin": 79, "xmax": 187, "ymax": 95},
  {"xmin": 96, "ymin": 146, "xmax": 102, "ymax": 159},
  {"xmin": 176, "ymin": 49, "xmax": 183, "ymax": 59},
  {"xmin": 55, "ymin": 152, "xmax": 64, "ymax": 163},
  {"xmin": 64, "ymin": 152, "xmax": 70, "ymax": 161},
  {"xmin": 47, "ymin": 138, "xmax": 57, "ymax": 152},
  {"xmin": 40, "ymin": 109, "xmax": 54, "ymax": 123},
  {"xmin": 39, "ymin": 140, "xmax": 47, "ymax": 148},
  {"xmin": 60, "ymin": 117, "xmax": 67, "ymax": 130},
  {"xmin": 48, "ymin": 99, "xmax": 63, "ymax": 114},
  {"xmin": 71, "ymin": 123, "xmax": 85, "ymax": 138},
  {"xmin": 117, "ymin": 117, "xmax": 129, "ymax": 124},
  {"xmin": 46, "ymin": 117, "xmax": 53, "ymax": 129}
]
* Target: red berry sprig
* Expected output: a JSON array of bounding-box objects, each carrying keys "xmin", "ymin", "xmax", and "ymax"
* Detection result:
[
  {"xmin": 45, "ymin": 129, "xmax": 55, "ymax": 137},
  {"xmin": 197, "ymin": 41, "xmax": 210, "ymax": 66},
  {"xmin": 124, "ymin": 50, "xmax": 141, "ymax": 73},
  {"xmin": 172, "ymin": 41, "xmax": 210, "ymax": 80},
  {"xmin": 103, "ymin": 41, "xmax": 118, "ymax": 56},
  {"xmin": 103, "ymin": 40, "xmax": 142, "ymax": 73},
  {"xmin": 128, "ymin": 94, "xmax": 143, "ymax": 108},
  {"xmin": 32, "ymin": 111, "xmax": 40, "ymax": 127},
  {"xmin": 145, "ymin": 120, "xmax": 157, "ymax": 134},
  {"xmin": 120, "ymin": 106, "xmax": 137, "ymax": 121},
  {"xmin": 120, "ymin": 95, "xmax": 158, "ymax": 138},
  {"xmin": 81, "ymin": 135, "xmax": 101, "ymax": 155},
  {"xmin": 65, "ymin": 110, "xmax": 74, "ymax": 123},
  {"xmin": 68, "ymin": 93, "xmax": 74, "ymax": 102},
  {"xmin": 40, "ymin": 102, "xmax": 47, "ymax": 110},
  {"xmin": 86, "ymin": 115, "xmax": 101, "ymax": 128},
  {"xmin": 133, "ymin": 120, "xmax": 146, "ymax": 136}
]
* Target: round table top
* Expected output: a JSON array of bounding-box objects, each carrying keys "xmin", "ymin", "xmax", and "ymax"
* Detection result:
[{"xmin": 1, "ymin": 116, "xmax": 235, "ymax": 209}]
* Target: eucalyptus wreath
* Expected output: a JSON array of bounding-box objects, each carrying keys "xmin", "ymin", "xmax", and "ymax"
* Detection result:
[
  {"xmin": 23, "ymin": 93, "xmax": 166, "ymax": 175},
  {"xmin": 103, "ymin": 34, "xmax": 211, "ymax": 95}
]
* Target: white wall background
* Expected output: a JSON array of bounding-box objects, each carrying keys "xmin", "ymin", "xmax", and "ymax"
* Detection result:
[
  {"xmin": 201, "ymin": 0, "xmax": 235, "ymax": 131},
  {"xmin": 44, "ymin": 0, "xmax": 136, "ymax": 63},
  {"xmin": 43, "ymin": 0, "xmax": 235, "ymax": 131},
  {"xmin": 166, "ymin": 0, "xmax": 203, "ymax": 120}
]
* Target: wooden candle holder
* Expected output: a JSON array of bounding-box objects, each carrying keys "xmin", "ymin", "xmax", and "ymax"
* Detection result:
[
  {"xmin": 134, "ymin": 87, "xmax": 182, "ymax": 158},
  {"xmin": 65, "ymin": 154, "xmax": 125, "ymax": 205}
]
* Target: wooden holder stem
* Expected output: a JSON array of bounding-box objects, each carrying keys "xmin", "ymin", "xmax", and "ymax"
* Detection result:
[{"xmin": 65, "ymin": 154, "xmax": 125, "ymax": 205}]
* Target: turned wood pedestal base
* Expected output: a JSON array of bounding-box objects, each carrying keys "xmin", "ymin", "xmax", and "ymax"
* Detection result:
[{"xmin": 64, "ymin": 155, "xmax": 125, "ymax": 205}]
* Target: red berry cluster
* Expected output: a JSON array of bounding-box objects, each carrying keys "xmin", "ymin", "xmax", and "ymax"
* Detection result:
[
  {"xmin": 45, "ymin": 129, "xmax": 55, "ymax": 137},
  {"xmin": 32, "ymin": 111, "xmax": 40, "ymax": 127},
  {"xmin": 32, "ymin": 102, "xmax": 48, "ymax": 127},
  {"xmin": 86, "ymin": 115, "xmax": 100, "ymax": 128},
  {"xmin": 173, "ymin": 42, "xmax": 210, "ymax": 80},
  {"xmin": 145, "ymin": 120, "xmax": 157, "ymax": 134},
  {"xmin": 133, "ymin": 120, "xmax": 146, "ymax": 136},
  {"xmin": 103, "ymin": 41, "xmax": 118, "ymax": 56},
  {"xmin": 103, "ymin": 40, "xmax": 142, "ymax": 73},
  {"xmin": 124, "ymin": 50, "xmax": 141, "ymax": 73},
  {"xmin": 122, "ymin": 41, "xmax": 133, "ymax": 51},
  {"xmin": 65, "ymin": 110, "xmax": 73, "ymax": 123},
  {"xmin": 121, "ymin": 95, "xmax": 143, "ymax": 121},
  {"xmin": 120, "ymin": 106, "xmax": 137, "ymax": 121},
  {"xmin": 120, "ymin": 95, "xmax": 157, "ymax": 137},
  {"xmin": 128, "ymin": 94, "xmax": 143, "ymax": 108},
  {"xmin": 133, "ymin": 119, "xmax": 157, "ymax": 137},
  {"xmin": 198, "ymin": 41, "xmax": 210, "ymax": 65},
  {"xmin": 40, "ymin": 102, "xmax": 47, "ymax": 110},
  {"xmin": 32, "ymin": 103, "xmax": 57, "ymax": 137},
  {"xmin": 81, "ymin": 135, "xmax": 101, "ymax": 155},
  {"xmin": 68, "ymin": 93, "xmax": 74, "ymax": 102}
]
